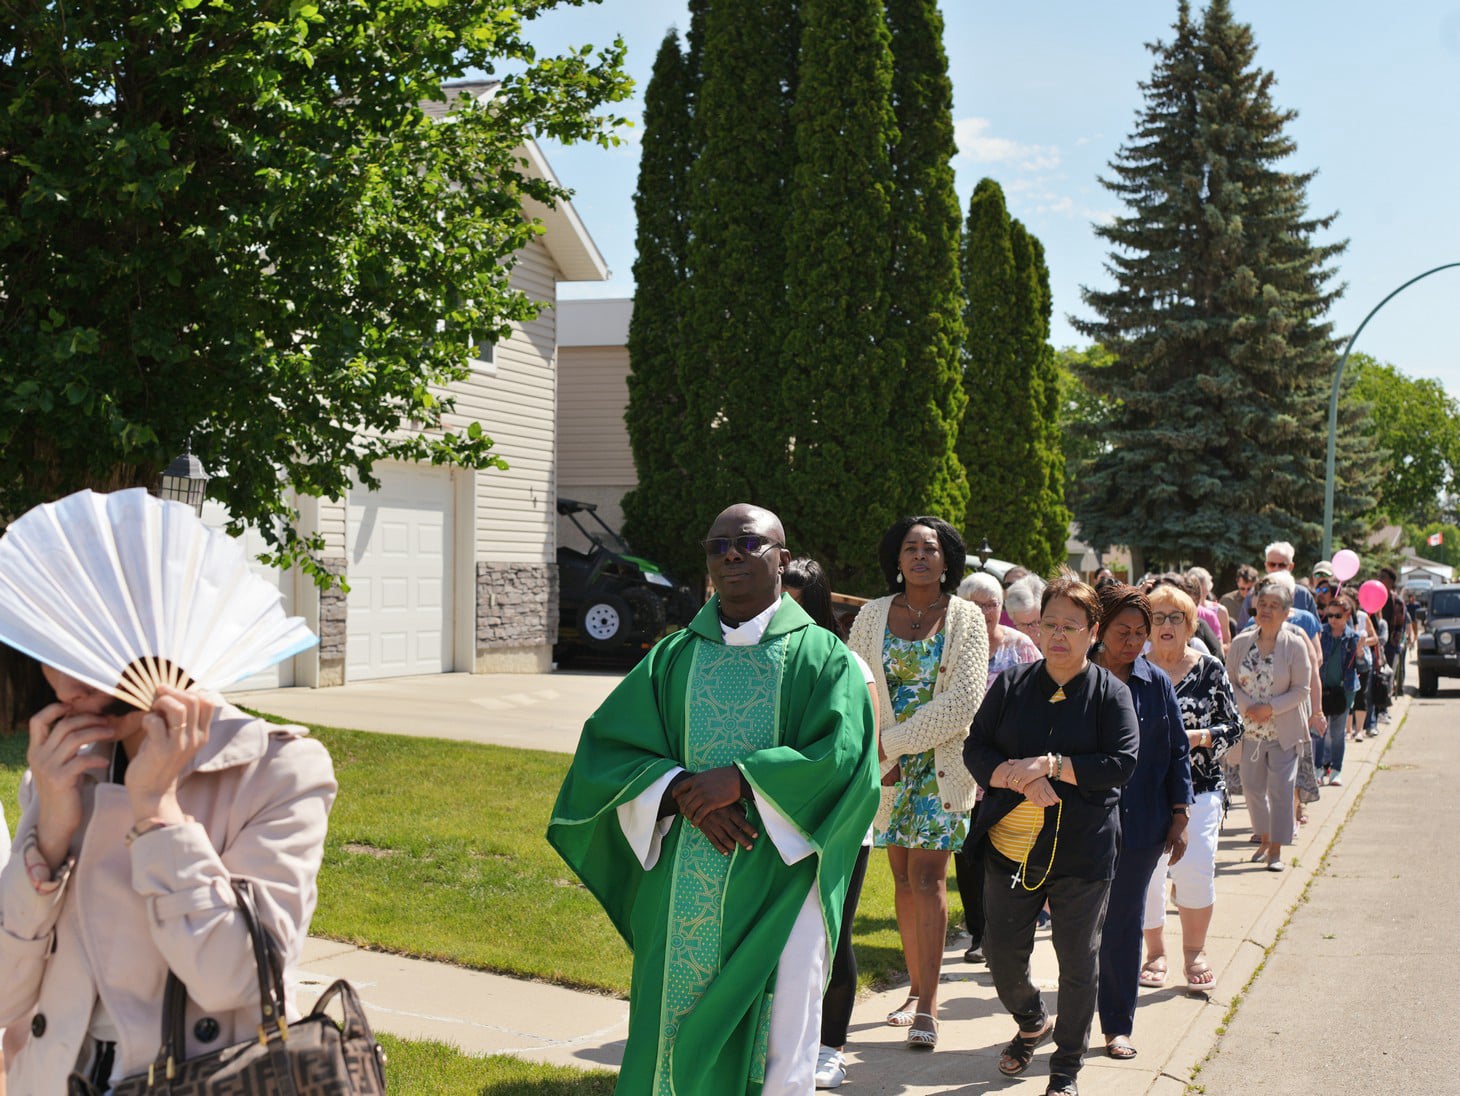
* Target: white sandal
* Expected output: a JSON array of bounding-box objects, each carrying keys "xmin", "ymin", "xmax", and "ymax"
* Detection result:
[
  {"xmin": 907, "ymin": 1013, "xmax": 938, "ymax": 1049},
  {"xmin": 886, "ymin": 997, "xmax": 917, "ymax": 1027}
]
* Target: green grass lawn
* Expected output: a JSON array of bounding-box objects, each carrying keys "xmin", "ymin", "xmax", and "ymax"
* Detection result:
[
  {"xmin": 0, "ymin": 718, "xmax": 964, "ymax": 998},
  {"xmin": 380, "ymin": 1036, "xmax": 615, "ymax": 1095}
]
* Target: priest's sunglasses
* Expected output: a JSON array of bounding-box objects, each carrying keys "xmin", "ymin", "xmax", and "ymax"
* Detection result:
[{"xmin": 702, "ymin": 535, "xmax": 784, "ymax": 557}]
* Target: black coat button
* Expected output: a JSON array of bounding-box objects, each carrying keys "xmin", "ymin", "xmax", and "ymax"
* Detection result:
[
  {"xmin": 30, "ymin": 1013, "xmax": 46, "ymax": 1037},
  {"xmin": 194, "ymin": 1017, "xmax": 220, "ymax": 1043}
]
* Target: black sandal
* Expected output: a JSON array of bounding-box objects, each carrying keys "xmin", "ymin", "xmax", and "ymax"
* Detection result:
[
  {"xmin": 1045, "ymin": 1074, "xmax": 1079, "ymax": 1096},
  {"xmin": 997, "ymin": 1018, "xmax": 1052, "ymax": 1076}
]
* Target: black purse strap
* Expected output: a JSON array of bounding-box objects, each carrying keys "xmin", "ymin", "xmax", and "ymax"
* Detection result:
[{"xmin": 148, "ymin": 878, "xmax": 298, "ymax": 1095}]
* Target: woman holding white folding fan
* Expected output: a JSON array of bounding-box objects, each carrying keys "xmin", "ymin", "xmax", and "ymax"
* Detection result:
[{"xmin": 0, "ymin": 488, "xmax": 336, "ymax": 1094}]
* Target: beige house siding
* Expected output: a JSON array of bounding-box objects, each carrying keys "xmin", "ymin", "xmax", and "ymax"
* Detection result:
[
  {"xmin": 558, "ymin": 346, "xmax": 634, "ymax": 486},
  {"xmin": 445, "ymin": 237, "xmax": 560, "ymax": 566},
  {"xmin": 557, "ymin": 344, "xmax": 633, "ymax": 555},
  {"xmin": 556, "ymin": 299, "xmax": 635, "ymax": 555}
]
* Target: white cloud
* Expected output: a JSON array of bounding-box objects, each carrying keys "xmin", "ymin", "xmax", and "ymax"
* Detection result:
[{"xmin": 953, "ymin": 117, "xmax": 1060, "ymax": 171}]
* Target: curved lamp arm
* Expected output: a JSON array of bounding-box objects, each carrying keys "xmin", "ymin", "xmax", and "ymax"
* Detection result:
[{"xmin": 1323, "ymin": 262, "xmax": 1460, "ymax": 559}]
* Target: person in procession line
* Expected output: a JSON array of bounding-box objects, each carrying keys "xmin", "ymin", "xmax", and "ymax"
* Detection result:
[
  {"xmin": 1092, "ymin": 585, "xmax": 1193, "ymax": 1061},
  {"xmin": 547, "ymin": 504, "xmax": 879, "ymax": 1095},
  {"xmin": 964, "ymin": 575, "xmax": 1139, "ymax": 1096},
  {"xmin": 847, "ymin": 517, "xmax": 989, "ymax": 1051},
  {"xmin": 1139, "ymin": 582, "xmax": 1242, "ymax": 994}
]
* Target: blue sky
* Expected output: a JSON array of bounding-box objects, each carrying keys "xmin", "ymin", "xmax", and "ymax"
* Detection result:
[{"xmin": 522, "ymin": 1, "xmax": 1460, "ymax": 398}]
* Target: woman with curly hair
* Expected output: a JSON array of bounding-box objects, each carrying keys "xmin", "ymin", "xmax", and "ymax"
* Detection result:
[{"xmin": 847, "ymin": 517, "xmax": 988, "ymax": 1051}]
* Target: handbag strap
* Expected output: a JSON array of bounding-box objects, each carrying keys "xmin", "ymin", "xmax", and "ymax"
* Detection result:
[{"xmin": 148, "ymin": 878, "xmax": 298, "ymax": 1095}]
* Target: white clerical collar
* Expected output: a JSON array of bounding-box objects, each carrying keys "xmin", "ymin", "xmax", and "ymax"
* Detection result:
[{"xmin": 720, "ymin": 598, "xmax": 781, "ymax": 646}]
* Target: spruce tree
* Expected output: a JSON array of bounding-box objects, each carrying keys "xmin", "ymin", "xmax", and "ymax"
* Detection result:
[
  {"xmin": 678, "ymin": 0, "xmax": 799, "ymax": 532},
  {"xmin": 959, "ymin": 178, "xmax": 1063, "ymax": 573},
  {"xmin": 1075, "ymin": 0, "xmax": 1378, "ymax": 571},
  {"xmin": 622, "ymin": 31, "xmax": 699, "ymax": 582},
  {"xmin": 882, "ymin": 0, "xmax": 970, "ymax": 535},
  {"xmin": 781, "ymin": 0, "xmax": 899, "ymax": 589}
]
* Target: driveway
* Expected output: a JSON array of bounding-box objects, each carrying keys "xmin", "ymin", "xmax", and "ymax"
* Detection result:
[{"xmin": 230, "ymin": 670, "xmax": 625, "ymax": 753}]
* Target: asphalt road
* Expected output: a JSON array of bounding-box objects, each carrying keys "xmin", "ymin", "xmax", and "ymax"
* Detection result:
[{"xmin": 1191, "ymin": 685, "xmax": 1460, "ymax": 1095}]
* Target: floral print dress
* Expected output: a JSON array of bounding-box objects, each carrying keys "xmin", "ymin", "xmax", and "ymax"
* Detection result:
[{"xmin": 873, "ymin": 631, "xmax": 970, "ymax": 851}]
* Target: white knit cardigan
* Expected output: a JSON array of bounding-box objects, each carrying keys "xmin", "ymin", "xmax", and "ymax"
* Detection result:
[{"xmin": 848, "ymin": 594, "xmax": 990, "ymax": 829}]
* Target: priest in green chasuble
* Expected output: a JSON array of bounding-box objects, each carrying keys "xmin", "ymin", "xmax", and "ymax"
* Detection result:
[{"xmin": 548, "ymin": 504, "xmax": 880, "ymax": 1095}]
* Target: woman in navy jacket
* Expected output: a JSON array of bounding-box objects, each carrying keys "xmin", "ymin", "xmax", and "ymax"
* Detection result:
[{"xmin": 1093, "ymin": 584, "xmax": 1193, "ymax": 1060}]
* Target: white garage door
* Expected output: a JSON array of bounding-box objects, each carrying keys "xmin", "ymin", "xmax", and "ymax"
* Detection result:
[
  {"xmin": 200, "ymin": 501, "xmax": 298, "ymax": 691},
  {"xmin": 346, "ymin": 465, "xmax": 454, "ymax": 681}
]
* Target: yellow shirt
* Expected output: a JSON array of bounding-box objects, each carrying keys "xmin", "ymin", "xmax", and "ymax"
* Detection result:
[{"xmin": 988, "ymin": 799, "xmax": 1045, "ymax": 861}]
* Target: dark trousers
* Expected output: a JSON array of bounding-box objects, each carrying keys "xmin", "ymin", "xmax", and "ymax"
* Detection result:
[
  {"xmin": 1096, "ymin": 841, "xmax": 1166, "ymax": 1037},
  {"xmin": 983, "ymin": 848, "xmax": 1112, "ymax": 1078},
  {"xmin": 953, "ymin": 801, "xmax": 986, "ymax": 945},
  {"xmin": 820, "ymin": 845, "xmax": 870, "ymax": 1047}
]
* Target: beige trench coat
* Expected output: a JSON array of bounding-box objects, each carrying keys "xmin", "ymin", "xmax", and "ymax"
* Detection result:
[{"xmin": 0, "ymin": 704, "xmax": 336, "ymax": 1093}]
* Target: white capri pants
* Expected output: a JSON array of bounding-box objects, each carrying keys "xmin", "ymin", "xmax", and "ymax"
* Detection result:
[{"xmin": 1143, "ymin": 789, "xmax": 1224, "ymax": 929}]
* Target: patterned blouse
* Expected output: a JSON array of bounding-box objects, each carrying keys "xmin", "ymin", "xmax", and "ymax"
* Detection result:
[
  {"xmin": 1234, "ymin": 642, "xmax": 1278, "ymax": 743},
  {"xmin": 1170, "ymin": 653, "xmax": 1243, "ymax": 795}
]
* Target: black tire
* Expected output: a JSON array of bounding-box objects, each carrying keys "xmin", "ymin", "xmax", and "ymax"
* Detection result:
[
  {"xmin": 1418, "ymin": 667, "xmax": 1438, "ymax": 698},
  {"xmin": 578, "ymin": 593, "xmax": 633, "ymax": 652}
]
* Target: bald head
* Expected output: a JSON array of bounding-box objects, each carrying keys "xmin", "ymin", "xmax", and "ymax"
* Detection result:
[{"xmin": 707, "ymin": 503, "xmax": 785, "ymax": 545}]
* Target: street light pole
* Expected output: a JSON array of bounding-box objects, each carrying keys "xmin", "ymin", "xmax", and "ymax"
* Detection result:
[{"xmin": 1323, "ymin": 262, "xmax": 1460, "ymax": 559}]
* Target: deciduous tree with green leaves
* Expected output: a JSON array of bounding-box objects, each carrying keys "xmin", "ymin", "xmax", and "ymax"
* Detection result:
[
  {"xmin": 1074, "ymin": 0, "xmax": 1378, "ymax": 572},
  {"xmin": 0, "ymin": 0, "xmax": 629, "ymax": 580},
  {"xmin": 1346, "ymin": 353, "xmax": 1460, "ymax": 526}
]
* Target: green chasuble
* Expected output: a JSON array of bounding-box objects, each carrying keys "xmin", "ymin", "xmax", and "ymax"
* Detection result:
[{"xmin": 547, "ymin": 595, "xmax": 878, "ymax": 1095}]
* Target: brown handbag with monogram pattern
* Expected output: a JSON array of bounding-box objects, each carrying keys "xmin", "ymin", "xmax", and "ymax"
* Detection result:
[{"xmin": 69, "ymin": 879, "xmax": 385, "ymax": 1095}]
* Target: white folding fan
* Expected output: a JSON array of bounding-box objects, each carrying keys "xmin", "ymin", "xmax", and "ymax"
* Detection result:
[{"xmin": 0, "ymin": 488, "xmax": 318, "ymax": 710}]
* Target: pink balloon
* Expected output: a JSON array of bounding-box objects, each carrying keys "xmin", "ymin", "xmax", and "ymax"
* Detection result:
[
  {"xmin": 1358, "ymin": 579, "xmax": 1388, "ymax": 615},
  {"xmin": 1331, "ymin": 549, "xmax": 1361, "ymax": 582}
]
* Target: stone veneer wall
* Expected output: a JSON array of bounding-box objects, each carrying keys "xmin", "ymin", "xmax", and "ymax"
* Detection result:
[
  {"xmin": 476, "ymin": 562, "xmax": 557, "ymax": 653},
  {"xmin": 317, "ymin": 556, "xmax": 347, "ymax": 686}
]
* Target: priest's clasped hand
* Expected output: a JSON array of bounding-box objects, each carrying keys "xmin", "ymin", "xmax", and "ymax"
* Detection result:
[
  {"xmin": 673, "ymin": 765, "xmax": 748, "ymax": 826},
  {"xmin": 698, "ymin": 803, "xmax": 759, "ymax": 854}
]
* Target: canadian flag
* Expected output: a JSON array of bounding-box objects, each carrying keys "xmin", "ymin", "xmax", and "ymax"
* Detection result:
[{"xmin": 1428, "ymin": 532, "xmax": 1444, "ymax": 547}]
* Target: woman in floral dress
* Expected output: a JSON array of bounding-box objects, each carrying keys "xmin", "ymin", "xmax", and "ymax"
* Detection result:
[{"xmin": 847, "ymin": 517, "xmax": 988, "ymax": 1051}]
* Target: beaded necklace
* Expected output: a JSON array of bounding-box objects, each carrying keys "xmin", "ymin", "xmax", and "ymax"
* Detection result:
[
  {"xmin": 1009, "ymin": 677, "xmax": 1068, "ymax": 891},
  {"xmin": 1011, "ymin": 800, "xmax": 1062, "ymax": 891}
]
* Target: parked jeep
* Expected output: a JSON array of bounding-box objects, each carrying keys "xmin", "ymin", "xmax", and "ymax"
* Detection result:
[
  {"xmin": 1415, "ymin": 584, "xmax": 1460, "ymax": 697},
  {"xmin": 555, "ymin": 498, "xmax": 699, "ymax": 658}
]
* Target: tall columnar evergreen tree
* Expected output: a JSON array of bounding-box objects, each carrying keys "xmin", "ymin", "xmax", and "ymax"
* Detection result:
[
  {"xmin": 959, "ymin": 178, "xmax": 1063, "ymax": 573},
  {"xmin": 781, "ymin": 0, "xmax": 898, "ymax": 589},
  {"xmin": 1014, "ymin": 228, "xmax": 1071, "ymax": 575},
  {"xmin": 676, "ymin": 0, "xmax": 799, "ymax": 544},
  {"xmin": 882, "ymin": 0, "xmax": 969, "ymax": 535},
  {"xmin": 621, "ymin": 31, "xmax": 700, "ymax": 583},
  {"xmin": 1074, "ymin": 0, "xmax": 1379, "ymax": 571}
]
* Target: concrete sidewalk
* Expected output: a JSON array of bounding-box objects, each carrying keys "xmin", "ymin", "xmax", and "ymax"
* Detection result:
[{"xmin": 249, "ymin": 669, "xmax": 1420, "ymax": 1094}]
